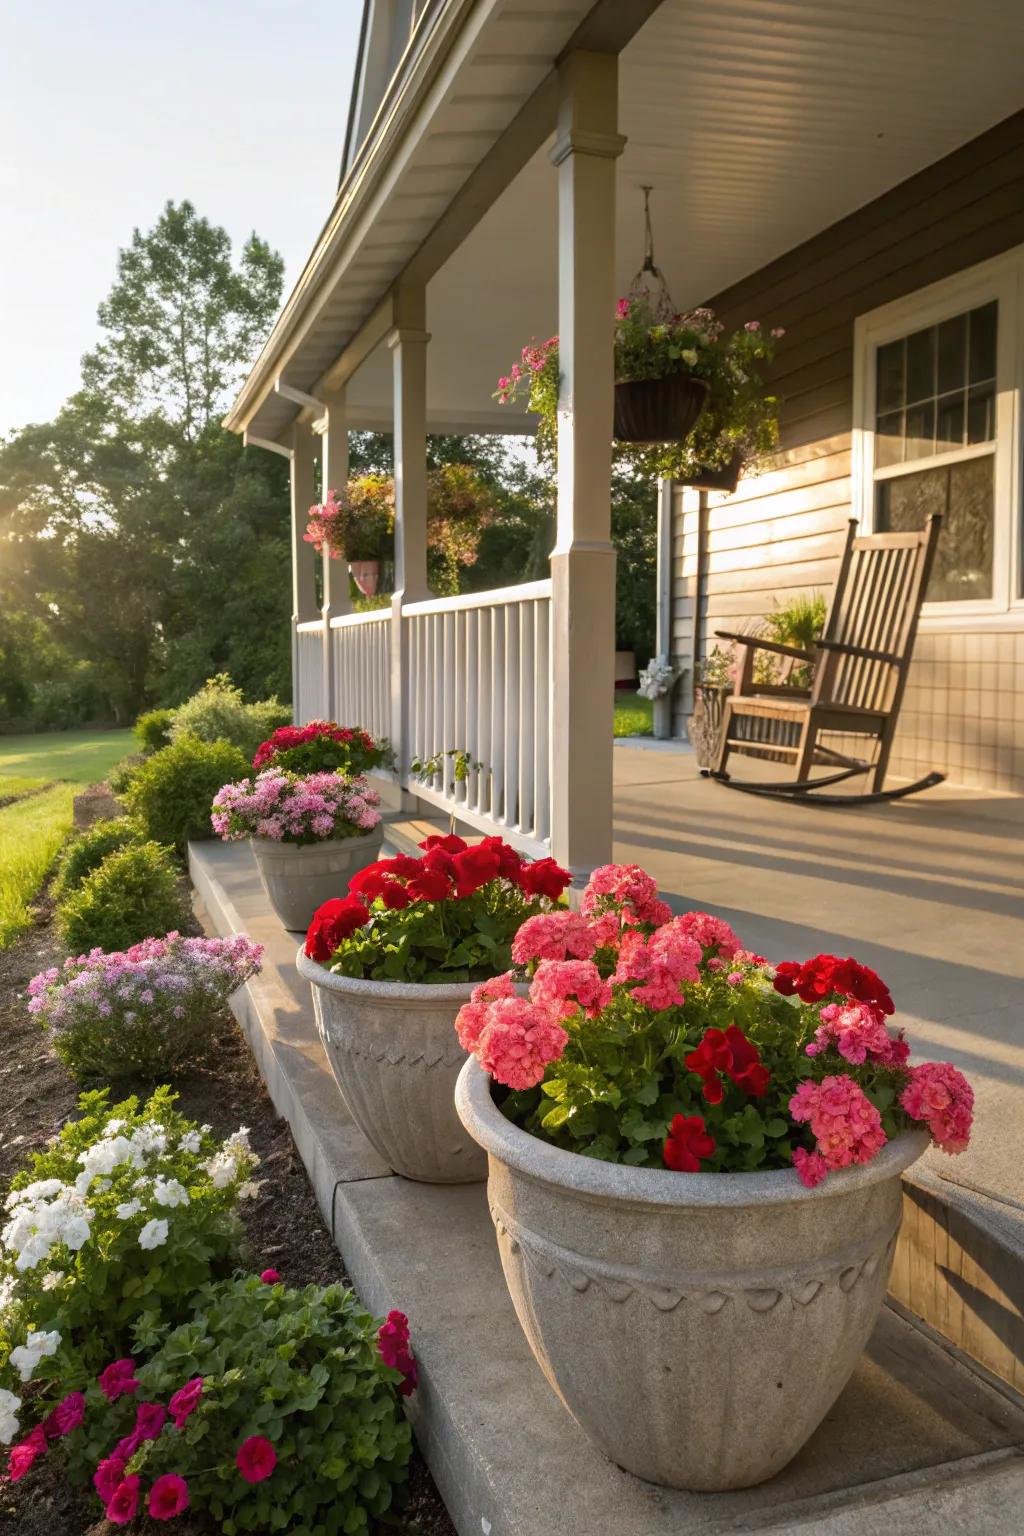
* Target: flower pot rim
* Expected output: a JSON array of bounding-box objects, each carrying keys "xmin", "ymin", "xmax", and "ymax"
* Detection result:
[
  {"xmin": 248, "ymin": 828, "xmax": 383, "ymax": 851},
  {"xmin": 455, "ymin": 1057, "xmax": 928, "ymax": 1211},
  {"xmin": 297, "ymin": 947, "xmax": 483, "ymax": 1003}
]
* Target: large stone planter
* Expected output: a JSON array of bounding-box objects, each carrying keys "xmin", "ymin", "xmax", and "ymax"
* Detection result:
[
  {"xmin": 251, "ymin": 829, "xmax": 383, "ymax": 932},
  {"xmin": 456, "ymin": 1058, "xmax": 928, "ymax": 1491},
  {"xmin": 296, "ymin": 953, "xmax": 487, "ymax": 1183}
]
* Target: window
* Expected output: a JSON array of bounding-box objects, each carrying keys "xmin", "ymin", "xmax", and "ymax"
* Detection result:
[{"xmin": 854, "ymin": 252, "xmax": 1022, "ymax": 617}]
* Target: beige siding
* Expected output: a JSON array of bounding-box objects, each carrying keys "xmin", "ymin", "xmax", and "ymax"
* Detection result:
[{"xmin": 671, "ymin": 110, "xmax": 1024, "ymax": 789}]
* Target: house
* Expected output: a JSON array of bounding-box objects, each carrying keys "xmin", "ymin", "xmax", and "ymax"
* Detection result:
[{"xmin": 225, "ymin": 0, "xmax": 1024, "ymax": 879}]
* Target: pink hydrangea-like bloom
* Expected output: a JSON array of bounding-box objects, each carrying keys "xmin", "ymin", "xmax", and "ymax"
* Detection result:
[
  {"xmin": 529, "ymin": 959, "xmax": 610, "ymax": 1020},
  {"xmin": 455, "ymin": 972, "xmax": 518, "ymax": 1051},
  {"xmin": 511, "ymin": 911, "xmax": 596, "ymax": 965},
  {"xmin": 671, "ymin": 911, "xmax": 741, "ymax": 960},
  {"xmin": 613, "ymin": 926, "xmax": 702, "ymax": 1011},
  {"xmin": 476, "ymin": 997, "xmax": 568, "ymax": 1089},
  {"xmin": 900, "ymin": 1061, "xmax": 974, "ymax": 1154},
  {"xmin": 789, "ymin": 1074, "xmax": 887, "ymax": 1181},
  {"xmin": 807, "ymin": 1002, "xmax": 910, "ymax": 1068},
  {"xmin": 580, "ymin": 864, "xmax": 672, "ymax": 927}
]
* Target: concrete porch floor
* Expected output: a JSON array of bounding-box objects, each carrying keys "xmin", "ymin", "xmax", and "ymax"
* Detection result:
[
  {"xmin": 191, "ymin": 813, "xmax": 1024, "ymax": 1536},
  {"xmin": 612, "ymin": 745, "xmax": 1024, "ymax": 1213}
]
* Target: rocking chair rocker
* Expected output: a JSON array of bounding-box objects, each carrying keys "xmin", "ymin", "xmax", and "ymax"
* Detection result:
[{"xmin": 706, "ymin": 514, "xmax": 944, "ymax": 804}]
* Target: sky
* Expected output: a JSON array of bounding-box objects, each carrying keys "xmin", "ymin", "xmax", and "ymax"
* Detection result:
[{"xmin": 0, "ymin": 0, "xmax": 364, "ymax": 437}]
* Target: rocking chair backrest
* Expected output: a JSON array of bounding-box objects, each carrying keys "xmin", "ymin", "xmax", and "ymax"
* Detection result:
[{"xmin": 813, "ymin": 514, "xmax": 942, "ymax": 713}]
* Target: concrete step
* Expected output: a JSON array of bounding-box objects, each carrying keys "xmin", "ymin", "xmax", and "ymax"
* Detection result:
[{"xmin": 189, "ymin": 838, "xmax": 1024, "ymax": 1536}]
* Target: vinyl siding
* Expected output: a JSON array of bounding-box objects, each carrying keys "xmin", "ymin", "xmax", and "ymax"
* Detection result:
[{"xmin": 671, "ymin": 109, "xmax": 1024, "ymax": 791}]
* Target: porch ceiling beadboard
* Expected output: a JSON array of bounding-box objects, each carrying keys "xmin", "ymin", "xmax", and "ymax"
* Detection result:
[{"xmin": 229, "ymin": 0, "xmax": 1024, "ymax": 445}]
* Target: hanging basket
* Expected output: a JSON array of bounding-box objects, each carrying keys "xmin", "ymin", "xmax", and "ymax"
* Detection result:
[
  {"xmin": 681, "ymin": 451, "xmax": 745, "ymax": 495},
  {"xmin": 614, "ymin": 373, "xmax": 708, "ymax": 445}
]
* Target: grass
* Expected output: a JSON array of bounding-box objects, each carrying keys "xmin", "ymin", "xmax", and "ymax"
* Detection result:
[
  {"xmin": 0, "ymin": 729, "xmax": 134, "ymax": 949},
  {"xmin": 0, "ymin": 784, "xmax": 78, "ymax": 947},
  {"xmin": 0, "ymin": 728, "xmax": 134, "ymax": 787},
  {"xmin": 613, "ymin": 690, "xmax": 654, "ymax": 738}
]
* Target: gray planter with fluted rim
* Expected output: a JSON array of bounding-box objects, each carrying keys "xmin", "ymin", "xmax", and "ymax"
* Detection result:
[
  {"xmin": 249, "ymin": 829, "xmax": 383, "ymax": 933},
  {"xmin": 456, "ymin": 1057, "xmax": 928, "ymax": 1492},
  {"xmin": 297, "ymin": 952, "xmax": 491, "ymax": 1183}
]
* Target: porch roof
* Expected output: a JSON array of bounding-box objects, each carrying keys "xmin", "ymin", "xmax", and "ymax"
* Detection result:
[{"xmin": 228, "ymin": 0, "xmax": 1024, "ymax": 448}]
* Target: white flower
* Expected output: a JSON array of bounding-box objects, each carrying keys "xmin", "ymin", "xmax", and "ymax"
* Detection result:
[
  {"xmin": 9, "ymin": 1330, "xmax": 60, "ymax": 1382},
  {"xmin": 14, "ymin": 1234, "xmax": 52, "ymax": 1273},
  {"xmin": 0, "ymin": 1388, "xmax": 21, "ymax": 1446},
  {"xmin": 237, "ymin": 1181, "xmax": 263, "ymax": 1201},
  {"xmin": 200, "ymin": 1124, "xmax": 212, "ymax": 1134},
  {"xmin": 62, "ymin": 1216, "xmax": 92, "ymax": 1251},
  {"xmin": 102, "ymin": 1119, "xmax": 126, "ymax": 1136},
  {"xmin": 78, "ymin": 1136, "xmax": 139, "ymax": 1180},
  {"xmin": 178, "ymin": 1131, "xmax": 201, "ymax": 1154},
  {"xmin": 41, "ymin": 1271, "xmax": 64, "ymax": 1291},
  {"xmin": 681, "ymin": 347, "xmax": 698, "ymax": 366},
  {"xmin": 225, "ymin": 1127, "xmax": 252, "ymax": 1157},
  {"xmin": 203, "ymin": 1153, "xmax": 235, "ymax": 1190},
  {"xmin": 115, "ymin": 1200, "xmax": 142, "ymax": 1220},
  {"xmin": 4, "ymin": 1179, "xmax": 62, "ymax": 1211},
  {"xmin": 130, "ymin": 1124, "xmax": 167, "ymax": 1156},
  {"xmin": 152, "ymin": 1178, "xmax": 189, "ymax": 1209},
  {"xmin": 138, "ymin": 1218, "xmax": 169, "ymax": 1251}
]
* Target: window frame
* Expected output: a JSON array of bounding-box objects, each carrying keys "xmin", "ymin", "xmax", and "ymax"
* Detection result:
[{"xmin": 852, "ymin": 248, "xmax": 1024, "ymax": 624}]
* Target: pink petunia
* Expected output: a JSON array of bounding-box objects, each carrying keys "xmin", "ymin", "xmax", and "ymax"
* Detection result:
[{"xmin": 236, "ymin": 1434, "xmax": 277, "ymax": 1484}]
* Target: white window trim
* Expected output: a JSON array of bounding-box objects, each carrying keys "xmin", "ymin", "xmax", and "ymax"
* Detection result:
[{"xmin": 852, "ymin": 246, "xmax": 1024, "ymax": 627}]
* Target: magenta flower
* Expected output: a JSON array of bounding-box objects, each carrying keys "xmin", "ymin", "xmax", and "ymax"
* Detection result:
[
  {"xmin": 236, "ymin": 1434, "xmax": 277, "ymax": 1483},
  {"xmin": 148, "ymin": 1473, "xmax": 190, "ymax": 1520},
  {"xmin": 168, "ymin": 1376, "xmax": 203, "ymax": 1429},
  {"xmin": 93, "ymin": 1454, "xmax": 127, "ymax": 1503},
  {"xmin": 98, "ymin": 1358, "xmax": 140, "ymax": 1402},
  {"xmin": 378, "ymin": 1310, "xmax": 418, "ymax": 1397},
  {"xmin": 6, "ymin": 1425, "xmax": 47, "ymax": 1481},
  {"xmin": 259, "ymin": 1268, "xmax": 281, "ymax": 1284},
  {"xmin": 42, "ymin": 1390, "xmax": 85, "ymax": 1439},
  {"xmin": 106, "ymin": 1474, "xmax": 141, "ymax": 1525}
]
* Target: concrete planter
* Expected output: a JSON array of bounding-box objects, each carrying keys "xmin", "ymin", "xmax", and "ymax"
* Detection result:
[
  {"xmin": 296, "ymin": 953, "xmax": 488, "ymax": 1183},
  {"xmin": 250, "ymin": 829, "xmax": 383, "ymax": 933},
  {"xmin": 456, "ymin": 1058, "xmax": 928, "ymax": 1492}
]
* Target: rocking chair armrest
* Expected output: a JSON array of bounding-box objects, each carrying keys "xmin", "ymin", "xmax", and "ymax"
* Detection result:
[
  {"xmin": 815, "ymin": 638, "xmax": 901, "ymax": 666},
  {"xmin": 714, "ymin": 630, "xmax": 815, "ymax": 662}
]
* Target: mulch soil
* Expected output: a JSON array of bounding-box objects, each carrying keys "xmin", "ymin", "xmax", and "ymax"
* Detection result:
[{"xmin": 0, "ymin": 884, "xmax": 456, "ymax": 1536}]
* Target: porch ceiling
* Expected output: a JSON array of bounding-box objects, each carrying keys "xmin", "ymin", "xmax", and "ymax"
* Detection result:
[{"xmin": 238, "ymin": 0, "xmax": 1024, "ymax": 443}]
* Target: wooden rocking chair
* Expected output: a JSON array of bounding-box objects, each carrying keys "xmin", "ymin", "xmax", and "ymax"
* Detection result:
[{"xmin": 708, "ymin": 514, "xmax": 944, "ymax": 804}]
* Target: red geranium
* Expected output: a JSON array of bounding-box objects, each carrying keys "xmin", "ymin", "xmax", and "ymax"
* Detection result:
[
  {"xmin": 253, "ymin": 719, "xmax": 382, "ymax": 773},
  {"xmin": 685, "ymin": 1025, "xmax": 770, "ymax": 1101},
  {"xmin": 304, "ymin": 895, "xmax": 371, "ymax": 961},
  {"xmin": 663, "ymin": 1114, "xmax": 716, "ymax": 1172},
  {"xmin": 452, "ymin": 844, "xmax": 501, "ymax": 895},
  {"xmin": 773, "ymin": 954, "xmax": 893, "ymax": 1016},
  {"xmin": 518, "ymin": 856, "xmax": 572, "ymax": 901},
  {"xmin": 419, "ymin": 834, "xmax": 468, "ymax": 854}
]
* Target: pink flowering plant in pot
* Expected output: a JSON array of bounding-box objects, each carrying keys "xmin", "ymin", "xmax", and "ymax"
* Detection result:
[
  {"xmin": 28, "ymin": 933, "xmax": 263, "ymax": 1082},
  {"xmin": 297, "ymin": 835, "xmax": 572, "ymax": 1182},
  {"xmin": 211, "ymin": 769, "xmax": 384, "ymax": 931},
  {"xmin": 58, "ymin": 1276, "xmax": 414, "ymax": 1531},
  {"xmin": 0, "ymin": 1087, "xmax": 262, "ymax": 1464},
  {"xmin": 453, "ymin": 863, "xmax": 973, "ymax": 1492}
]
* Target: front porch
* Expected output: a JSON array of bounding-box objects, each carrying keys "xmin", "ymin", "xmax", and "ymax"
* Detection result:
[{"xmin": 190, "ymin": 743, "xmax": 1024, "ymax": 1534}]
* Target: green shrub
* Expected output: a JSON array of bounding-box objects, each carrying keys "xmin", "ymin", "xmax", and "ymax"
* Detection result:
[
  {"xmin": 56, "ymin": 841, "xmax": 188, "ymax": 955},
  {"xmin": 73, "ymin": 1277, "xmax": 413, "ymax": 1531},
  {"xmin": 169, "ymin": 674, "xmax": 289, "ymax": 760},
  {"xmin": 0, "ymin": 1087, "xmax": 258, "ymax": 1399},
  {"xmin": 106, "ymin": 754, "xmax": 144, "ymax": 797},
  {"xmin": 134, "ymin": 707, "xmax": 176, "ymax": 754},
  {"xmin": 51, "ymin": 817, "xmax": 143, "ymax": 901},
  {"xmin": 126, "ymin": 736, "xmax": 248, "ymax": 854}
]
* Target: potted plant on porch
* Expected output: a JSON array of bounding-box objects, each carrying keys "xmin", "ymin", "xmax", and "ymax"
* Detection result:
[
  {"xmin": 305, "ymin": 474, "xmax": 395, "ymax": 596},
  {"xmin": 211, "ymin": 767, "xmax": 384, "ymax": 931},
  {"xmin": 297, "ymin": 836, "xmax": 571, "ymax": 1183},
  {"xmin": 454, "ymin": 863, "xmax": 974, "ymax": 1491}
]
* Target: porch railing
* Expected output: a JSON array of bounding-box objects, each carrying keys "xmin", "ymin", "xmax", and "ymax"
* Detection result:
[{"xmin": 293, "ymin": 580, "xmax": 552, "ymax": 855}]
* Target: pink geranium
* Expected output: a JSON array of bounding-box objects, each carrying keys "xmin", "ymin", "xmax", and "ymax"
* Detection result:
[
  {"xmin": 511, "ymin": 910, "xmax": 596, "ymax": 965},
  {"xmin": 900, "ymin": 1061, "xmax": 974, "ymax": 1153},
  {"xmin": 529, "ymin": 959, "xmax": 610, "ymax": 1019},
  {"xmin": 671, "ymin": 911, "xmax": 741, "ymax": 960},
  {"xmin": 613, "ymin": 926, "xmax": 702, "ymax": 1010},
  {"xmin": 580, "ymin": 864, "xmax": 672, "ymax": 927},
  {"xmin": 808, "ymin": 1001, "xmax": 909, "ymax": 1068},
  {"xmin": 475, "ymin": 996, "xmax": 568, "ymax": 1089},
  {"xmin": 789, "ymin": 1075, "xmax": 887, "ymax": 1184},
  {"xmin": 455, "ymin": 972, "xmax": 518, "ymax": 1051}
]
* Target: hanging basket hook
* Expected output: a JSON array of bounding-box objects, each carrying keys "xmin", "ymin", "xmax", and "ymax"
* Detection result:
[{"xmin": 628, "ymin": 187, "xmax": 675, "ymax": 321}]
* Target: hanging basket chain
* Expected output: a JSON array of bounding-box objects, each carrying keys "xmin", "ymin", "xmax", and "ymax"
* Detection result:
[{"xmin": 627, "ymin": 186, "xmax": 676, "ymax": 322}]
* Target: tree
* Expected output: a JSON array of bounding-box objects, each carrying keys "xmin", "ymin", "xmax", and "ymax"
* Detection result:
[{"xmin": 0, "ymin": 203, "xmax": 287, "ymax": 726}]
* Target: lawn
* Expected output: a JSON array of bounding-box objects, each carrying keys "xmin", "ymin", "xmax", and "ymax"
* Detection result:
[
  {"xmin": 613, "ymin": 690, "xmax": 654, "ymax": 738},
  {"xmin": 0, "ymin": 728, "xmax": 134, "ymax": 787},
  {"xmin": 0, "ymin": 729, "xmax": 134, "ymax": 948}
]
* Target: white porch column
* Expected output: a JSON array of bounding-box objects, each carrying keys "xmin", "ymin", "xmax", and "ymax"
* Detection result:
[
  {"xmin": 387, "ymin": 287, "xmax": 431, "ymax": 779},
  {"xmin": 290, "ymin": 419, "xmax": 319, "ymax": 724},
  {"xmin": 318, "ymin": 388, "xmax": 352, "ymax": 719},
  {"xmin": 549, "ymin": 51, "xmax": 625, "ymax": 882},
  {"xmin": 653, "ymin": 477, "xmax": 674, "ymax": 740}
]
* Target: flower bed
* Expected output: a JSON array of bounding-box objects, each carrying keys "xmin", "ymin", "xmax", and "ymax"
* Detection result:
[{"xmin": 28, "ymin": 934, "xmax": 263, "ymax": 1081}]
